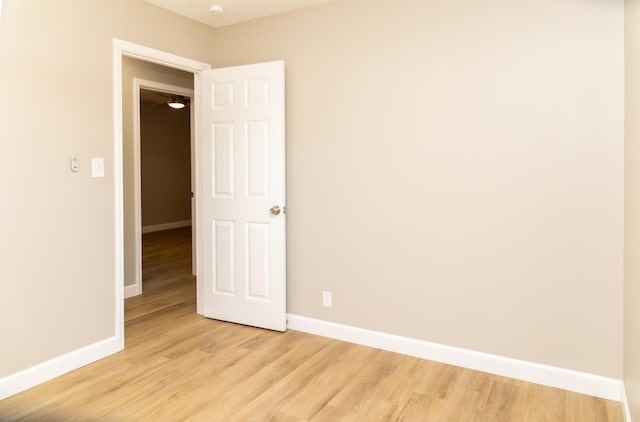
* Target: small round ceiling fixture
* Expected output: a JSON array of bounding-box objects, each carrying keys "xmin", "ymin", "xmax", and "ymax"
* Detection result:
[
  {"xmin": 167, "ymin": 98, "xmax": 186, "ymax": 109},
  {"xmin": 209, "ymin": 5, "xmax": 224, "ymax": 15}
]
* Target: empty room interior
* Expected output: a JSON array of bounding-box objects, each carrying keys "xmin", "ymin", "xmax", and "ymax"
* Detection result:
[{"xmin": 2, "ymin": 0, "xmax": 640, "ymax": 420}]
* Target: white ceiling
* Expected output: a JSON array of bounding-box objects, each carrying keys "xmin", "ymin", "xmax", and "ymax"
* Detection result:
[{"xmin": 145, "ymin": 0, "xmax": 338, "ymax": 28}]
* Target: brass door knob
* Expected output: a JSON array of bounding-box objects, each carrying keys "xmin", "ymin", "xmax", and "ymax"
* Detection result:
[{"xmin": 269, "ymin": 205, "xmax": 281, "ymax": 216}]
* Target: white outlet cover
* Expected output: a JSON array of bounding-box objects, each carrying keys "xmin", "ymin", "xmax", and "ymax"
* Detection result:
[{"xmin": 322, "ymin": 291, "xmax": 332, "ymax": 308}]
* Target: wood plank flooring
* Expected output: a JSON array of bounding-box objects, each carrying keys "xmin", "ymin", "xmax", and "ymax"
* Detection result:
[{"xmin": 0, "ymin": 227, "xmax": 624, "ymax": 421}]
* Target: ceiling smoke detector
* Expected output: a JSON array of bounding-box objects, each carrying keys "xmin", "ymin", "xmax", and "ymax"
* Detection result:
[{"xmin": 209, "ymin": 5, "xmax": 224, "ymax": 15}]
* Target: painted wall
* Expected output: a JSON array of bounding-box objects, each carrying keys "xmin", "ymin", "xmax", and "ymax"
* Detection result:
[
  {"xmin": 625, "ymin": 0, "xmax": 640, "ymax": 418},
  {"xmin": 0, "ymin": 0, "xmax": 628, "ymax": 394},
  {"xmin": 0, "ymin": 0, "xmax": 216, "ymax": 378},
  {"xmin": 212, "ymin": 0, "xmax": 625, "ymax": 378},
  {"xmin": 140, "ymin": 100, "xmax": 191, "ymax": 227},
  {"xmin": 122, "ymin": 57, "xmax": 193, "ymax": 287}
]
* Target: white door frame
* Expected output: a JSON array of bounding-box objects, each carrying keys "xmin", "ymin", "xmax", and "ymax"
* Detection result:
[
  {"xmin": 112, "ymin": 38, "xmax": 211, "ymax": 349},
  {"xmin": 125, "ymin": 79, "xmax": 195, "ymax": 299}
]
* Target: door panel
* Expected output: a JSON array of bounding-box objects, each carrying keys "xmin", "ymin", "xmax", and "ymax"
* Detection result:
[
  {"xmin": 199, "ymin": 61, "xmax": 286, "ymax": 331},
  {"xmin": 213, "ymin": 123, "xmax": 235, "ymax": 197},
  {"xmin": 213, "ymin": 220, "xmax": 235, "ymax": 295}
]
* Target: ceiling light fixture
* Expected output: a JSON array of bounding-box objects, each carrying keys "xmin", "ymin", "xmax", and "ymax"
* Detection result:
[
  {"xmin": 209, "ymin": 5, "xmax": 224, "ymax": 15},
  {"xmin": 167, "ymin": 98, "xmax": 186, "ymax": 109}
]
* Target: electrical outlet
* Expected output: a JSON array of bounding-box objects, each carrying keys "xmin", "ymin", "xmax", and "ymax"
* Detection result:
[{"xmin": 322, "ymin": 291, "xmax": 332, "ymax": 308}]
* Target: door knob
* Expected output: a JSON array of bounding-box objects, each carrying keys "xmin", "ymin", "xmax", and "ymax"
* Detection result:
[{"xmin": 269, "ymin": 205, "xmax": 281, "ymax": 216}]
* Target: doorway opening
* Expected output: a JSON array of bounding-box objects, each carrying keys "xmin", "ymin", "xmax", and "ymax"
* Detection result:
[
  {"xmin": 123, "ymin": 69, "xmax": 195, "ymax": 299},
  {"xmin": 113, "ymin": 39, "xmax": 211, "ymax": 349},
  {"xmin": 114, "ymin": 40, "xmax": 287, "ymax": 348}
]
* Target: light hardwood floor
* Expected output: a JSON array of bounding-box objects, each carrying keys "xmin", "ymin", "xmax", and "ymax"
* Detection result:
[{"xmin": 0, "ymin": 227, "xmax": 624, "ymax": 421}]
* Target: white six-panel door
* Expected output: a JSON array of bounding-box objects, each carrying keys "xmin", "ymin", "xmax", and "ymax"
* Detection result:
[{"xmin": 199, "ymin": 61, "xmax": 286, "ymax": 331}]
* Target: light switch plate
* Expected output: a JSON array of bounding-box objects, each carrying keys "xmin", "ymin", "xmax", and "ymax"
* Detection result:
[{"xmin": 91, "ymin": 158, "xmax": 104, "ymax": 178}]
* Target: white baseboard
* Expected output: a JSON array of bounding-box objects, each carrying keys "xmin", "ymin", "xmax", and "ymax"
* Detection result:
[
  {"xmin": 622, "ymin": 383, "xmax": 633, "ymax": 422},
  {"xmin": 0, "ymin": 336, "xmax": 121, "ymax": 400},
  {"xmin": 124, "ymin": 283, "xmax": 141, "ymax": 299},
  {"xmin": 142, "ymin": 220, "xmax": 191, "ymax": 234},
  {"xmin": 286, "ymin": 314, "xmax": 623, "ymax": 402}
]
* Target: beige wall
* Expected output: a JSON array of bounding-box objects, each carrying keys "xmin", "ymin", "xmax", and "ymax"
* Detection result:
[
  {"xmin": 0, "ymin": 0, "xmax": 628, "ymax": 391},
  {"xmin": 0, "ymin": 0, "xmax": 215, "ymax": 378},
  {"xmin": 626, "ymin": 0, "xmax": 640, "ymax": 418},
  {"xmin": 212, "ymin": 0, "xmax": 625, "ymax": 378},
  {"xmin": 122, "ymin": 57, "xmax": 193, "ymax": 286},
  {"xmin": 140, "ymin": 100, "xmax": 191, "ymax": 227}
]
